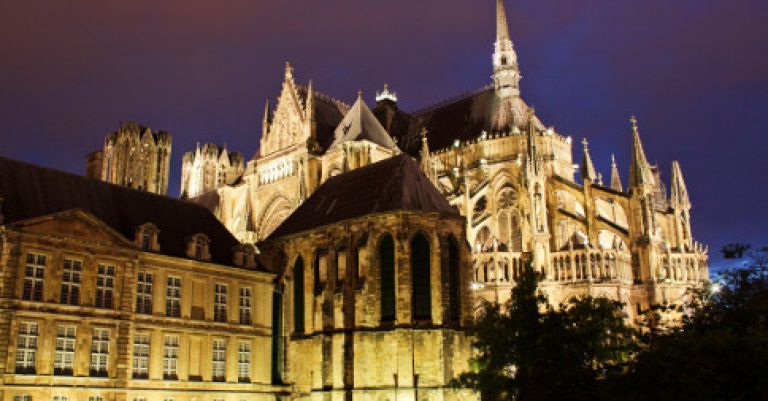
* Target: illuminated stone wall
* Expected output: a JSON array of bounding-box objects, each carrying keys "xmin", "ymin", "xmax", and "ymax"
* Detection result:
[
  {"xmin": 263, "ymin": 212, "xmax": 478, "ymax": 401},
  {"xmin": 0, "ymin": 211, "xmax": 283, "ymax": 401}
]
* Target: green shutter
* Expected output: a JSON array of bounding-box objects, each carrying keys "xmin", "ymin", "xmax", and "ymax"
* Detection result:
[{"xmin": 380, "ymin": 235, "xmax": 396, "ymax": 322}]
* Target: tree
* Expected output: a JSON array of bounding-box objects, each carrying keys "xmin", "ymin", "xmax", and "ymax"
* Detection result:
[
  {"xmin": 454, "ymin": 263, "xmax": 636, "ymax": 401},
  {"xmin": 610, "ymin": 244, "xmax": 768, "ymax": 401}
]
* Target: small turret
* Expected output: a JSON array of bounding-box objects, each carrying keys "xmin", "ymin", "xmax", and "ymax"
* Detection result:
[
  {"xmin": 628, "ymin": 116, "xmax": 654, "ymax": 190},
  {"xmin": 419, "ymin": 127, "xmax": 436, "ymax": 183},
  {"xmin": 670, "ymin": 161, "xmax": 691, "ymax": 209},
  {"xmin": 525, "ymin": 108, "xmax": 540, "ymax": 176},
  {"xmin": 610, "ymin": 154, "xmax": 623, "ymax": 192},
  {"xmin": 580, "ymin": 138, "xmax": 596, "ymax": 182}
]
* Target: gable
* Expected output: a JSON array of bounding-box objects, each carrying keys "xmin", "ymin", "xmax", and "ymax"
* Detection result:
[
  {"xmin": 11, "ymin": 209, "xmax": 134, "ymax": 248},
  {"xmin": 261, "ymin": 75, "xmax": 307, "ymax": 157}
]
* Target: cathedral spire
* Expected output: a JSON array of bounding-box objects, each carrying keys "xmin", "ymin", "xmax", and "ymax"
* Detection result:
[
  {"xmin": 610, "ymin": 154, "xmax": 623, "ymax": 192},
  {"xmin": 670, "ymin": 161, "xmax": 690, "ymax": 209},
  {"xmin": 628, "ymin": 116, "xmax": 654, "ymax": 189},
  {"xmin": 493, "ymin": 0, "xmax": 521, "ymax": 98},
  {"xmin": 496, "ymin": 0, "xmax": 511, "ymax": 43},
  {"xmin": 580, "ymin": 138, "xmax": 596, "ymax": 182}
]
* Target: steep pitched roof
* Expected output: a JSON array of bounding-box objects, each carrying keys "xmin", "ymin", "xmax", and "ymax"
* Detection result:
[
  {"xmin": 296, "ymin": 86, "xmax": 349, "ymax": 152},
  {"xmin": 373, "ymin": 86, "xmax": 543, "ymax": 156},
  {"xmin": 0, "ymin": 157, "xmax": 241, "ymax": 266},
  {"xmin": 330, "ymin": 94, "xmax": 396, "ymax": 149},
  {"xmin": 267, "ymin": 154, "xmax": 458, "ymax": 239}
]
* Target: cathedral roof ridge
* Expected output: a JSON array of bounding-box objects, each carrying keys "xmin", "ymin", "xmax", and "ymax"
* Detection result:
[
  {"xmin": 296, "ymin": 85, "xmax": 352, "ymax": 113},
  {"xmin": 411, "ymin": 83, "xmax": 495, "ymax": 116}
]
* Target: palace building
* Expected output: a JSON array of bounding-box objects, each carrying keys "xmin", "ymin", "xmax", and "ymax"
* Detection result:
[{"xmin": 0, "ymin": 157, "xmax": 280, "ymax": 401}]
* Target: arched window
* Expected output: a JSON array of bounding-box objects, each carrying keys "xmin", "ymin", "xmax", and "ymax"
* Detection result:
[
  {"xmin": 380, "ymin": 235, "xmax": 396, "ymax": 323},
  {"xmin": 446, "ymin": 235, "xmax": 461, "ymax": 323},
  {"xmin": 271, "ymin": 288, "xmax": 283, "ymax": 384},
  {"xmin": 411, "ymin": 233, "xmax": 432, "ymax": 321},
  {"xmin": 292, "ymin": 257, "xmax": 305, "ymax": 334}
]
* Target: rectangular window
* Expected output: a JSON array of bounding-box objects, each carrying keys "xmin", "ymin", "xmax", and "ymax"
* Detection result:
[
  {"xmin": 163, "ymin": 335, "xmax": 179, "ymax": 380},
  {"xmin": 239, "ymin": 287, "xmax": 252, "ymax": 325},
  {"xmin": 214, "ymin": 284, "xmax": 228, "ymax": 323},
  {"xmin": 90, "ymin": 328, "xmax": 109, "ymax": 376},
  {"xmin": 89, "ymin": 397, "xmax": 103, "ymax": 401},
  {"xmin": 23, "ymin": 253, "xmax": 46, "ymax": 301},
  {"xmin": 95, "ymin": 264, "xmax": 115, "ymax": 309},
  {"xmin": 16, "ymin": 322, "xmax": 38, "ymax": 374},
  {"xmin": 238, "ymin": 341, "xmax": 251, "ymax": 382},
  {"xmin": 136, "ymin": 272, "xmax": 153, "ymax": 314},
  {"xmin": 53, "ymin": 396, "xmax": 69, "ymax": 401},
  {"xmin": 141, "ymin": 231, "xmax": 152, "ymax": 251},
  {"xmin": 54, "ymin": 325, "xmax": 76, "ymax": 375},
  {"xmin": 132, "ymin": 333, "xmax": 150, "ymax": 379},
  {"xmin": 166, "ymin": 277, "xmax": 181, "ymax": 317},
  {"xmin": 211, "ymin": 339, "xmax": 226, "ymax": 382},
  {"xmin": 13, "ymin": 395, "xmax": 31, "ymax": 401},
  {"xmin": 60, "ymin": 259, "xmax": 81, "ymax": 305}
]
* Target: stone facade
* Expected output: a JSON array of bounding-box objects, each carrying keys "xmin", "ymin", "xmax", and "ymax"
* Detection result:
[
  {"xmin": 89, "ymin": 121, "xmax": 172, "ymax": 195},
  {"xmin": 180, "ymin": 144, "xmax": 245, "ymax": 199},
  {"xmin": 0, "ymin": 158, "xmax": 284, "ymax": 401},
  {"xmin": 259, "ymin": 155, "xmax": 477, "ymax": 401},
  {"xmin": 194, "ymin": 0, "xmax": 708, "ymax": 322}
]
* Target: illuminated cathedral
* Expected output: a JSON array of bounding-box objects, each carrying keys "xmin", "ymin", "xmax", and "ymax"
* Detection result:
[{"xmin": 0, "ymin": 2, "xmax": 707, "ymax": 401}]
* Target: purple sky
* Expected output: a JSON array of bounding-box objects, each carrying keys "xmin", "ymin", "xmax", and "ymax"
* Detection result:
[{"xmin": 1, "ymin": 0, "xmax": 766, "ymax": 271}]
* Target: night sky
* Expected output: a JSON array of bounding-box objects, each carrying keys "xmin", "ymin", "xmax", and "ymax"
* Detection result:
[{"xmin": 1, "ymin": 0, "xmax": 766, "ymax": 272}]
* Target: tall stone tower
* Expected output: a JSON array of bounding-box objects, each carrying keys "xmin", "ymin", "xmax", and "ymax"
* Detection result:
[{"xmin": 89, "ymin": 121, "xmax": 172, "ymax": 195}]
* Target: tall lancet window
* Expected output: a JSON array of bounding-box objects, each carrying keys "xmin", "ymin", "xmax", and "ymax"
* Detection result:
[
  {"xmin": 411, "ymin": 233, "xmax": 432, "ymax": 321},
  {"xmin": 292, "ymin": 256, "xmax": 305, "ymax": 334},
  {"xmin": 379, "ymin": 235, "xmax": 396, "ymax": 323}
]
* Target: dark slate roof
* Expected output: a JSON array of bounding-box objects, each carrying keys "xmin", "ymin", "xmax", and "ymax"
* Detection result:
[
  {"xmin": 0, "ymin": 157, "xmax": 241, "ymax": 266},
  {"xmin": 372, "ymin": 86, "xmax": 543, "ymax": 156},
  {"xmin": 330, "ymin": 96, "xmax": 397, "ymax": 149},
  {"xmin": 267, "ymin": 154, "xmax": 458, "ymax": 239},
  {"xmin": 296, "ymin": 86, "xmax": 348, "ymax": 152}
]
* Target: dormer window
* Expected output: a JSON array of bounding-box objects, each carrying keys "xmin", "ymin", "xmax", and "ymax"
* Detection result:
[
  {"xmin": 233, "ymin": 244, "xmax": 256, "ymax": 268},
  {"xmin": 135, "ymin": 223, "xmax": 159, "ymax": 252},
  {"xmin": 187, "ymin": 234, "xmax": 211, "ymax": 261}
]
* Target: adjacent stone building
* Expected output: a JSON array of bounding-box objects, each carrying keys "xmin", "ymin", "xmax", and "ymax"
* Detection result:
[
  {"xmin": 260, "ymin": 155, "xmax": 475, "ymax": 401},
  {"xmin": 193, "ymin": 0, "xmax": 708, "ymax": 321},
  {"xmin": 180, "ymin": 144, "xmax": 245, "ymax": 199},
  {"xmin": 87, "ymin": 121, "xmax": 172, "ymax": 195},
  {"xmin": 0, "ymin": 157, "xmax": 281, "ymax": 401}
]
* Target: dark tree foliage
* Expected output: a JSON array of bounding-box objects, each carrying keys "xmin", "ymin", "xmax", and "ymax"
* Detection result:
[
  {"xmin": 453, "ymin": 263, "xmax": 636, "ymax": 401},
  {"xmin": 610, "ymin": 244, "xmax": 768, "ymax": 401}
]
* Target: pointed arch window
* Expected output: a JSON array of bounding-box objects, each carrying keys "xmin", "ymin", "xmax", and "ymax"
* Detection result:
[
  {"xmin": 292, "ymin": 256, "xmax": 305, "ymax": 334},
  {"xmin": 379, "ymin": 235, "xmax": 396, "ymax": 323},
  {"xmin": 411, "ymin": 233, "xmax": 432, "ymax": 321},
  {"xmin": 446, "ymin": 235, "xmax": 461, "ymax": 323}
]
